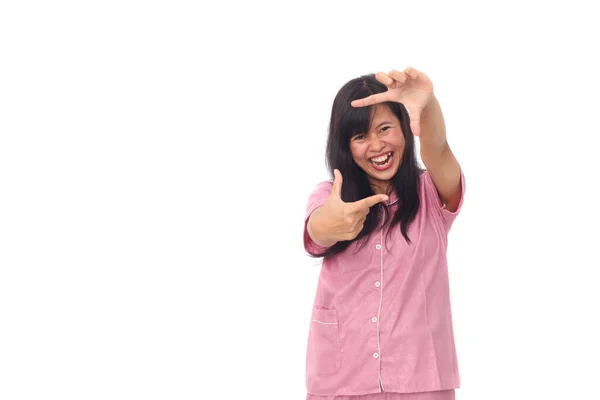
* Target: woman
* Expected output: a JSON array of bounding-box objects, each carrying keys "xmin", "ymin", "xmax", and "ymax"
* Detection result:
[{"xmin": 303, "ymin": 67, "xmax": 465, "ymax": 400}]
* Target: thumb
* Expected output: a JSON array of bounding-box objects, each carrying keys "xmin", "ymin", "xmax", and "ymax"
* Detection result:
[
  {"xmin": 410, "ymin": 117, "xmax": 421, "ymax": 137},
  {"xmin": 331, "ymin": 169, "xmax": 343, "ymax": 199},
  {"xmin": 406, "ymin": 107, "xmax": 421, "ymax": 137}
]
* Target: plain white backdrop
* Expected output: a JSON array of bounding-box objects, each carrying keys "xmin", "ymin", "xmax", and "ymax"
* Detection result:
[{"xmin": 1, "ymin": 1, "xmax": 599, "ymax": 399}]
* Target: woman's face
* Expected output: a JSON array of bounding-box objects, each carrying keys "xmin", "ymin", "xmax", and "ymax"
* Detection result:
[{"xmin": 349, "ymin": 104, "xmax": 405, "ymax": 194}]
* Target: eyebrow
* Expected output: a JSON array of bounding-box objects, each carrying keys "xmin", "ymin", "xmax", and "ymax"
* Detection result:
[{"xmin": 373, "ymin": 121, "xmax": 393, "ymax": 128}]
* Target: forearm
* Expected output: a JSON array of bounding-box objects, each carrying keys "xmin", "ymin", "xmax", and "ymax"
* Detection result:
[
  {"xmin": 417, "ymin": 93, "xmax": 462, "ymax": 210},
  {"xmin": 307, "ymin": 207, "xmax": 338, "ymax": 248}
]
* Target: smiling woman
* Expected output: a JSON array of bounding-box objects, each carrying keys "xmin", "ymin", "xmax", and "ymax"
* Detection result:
[
  {"xmin": 349, "ymin": 105, "xmax": 406, "ymax": 192},
  {"xmin": 302, "ymin": 67, "xmax": 465, "ymax": 400},
  {"xmin": 320, "ymin": 74, "xmax": 422, "ymax": 257}
]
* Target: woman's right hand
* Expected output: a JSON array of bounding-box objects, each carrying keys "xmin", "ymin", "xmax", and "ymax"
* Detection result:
[{"xmin": 320, "ymin": 169, "xmax": 389, "ymax": 242}]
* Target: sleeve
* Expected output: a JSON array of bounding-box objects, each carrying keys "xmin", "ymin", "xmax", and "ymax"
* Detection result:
[
  {"xmin": 303, "ymin": 181, "xmax": 333, "ymax": 256},
  {"xmin": 422, "ymin": 168, "xmax": 466, "ymax": 232}
]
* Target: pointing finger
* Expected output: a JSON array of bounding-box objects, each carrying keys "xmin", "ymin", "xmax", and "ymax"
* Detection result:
[
  {"xmin": 351, "ymin": 91, "xmax": 391, "ymax": 108},
  {"xmin": 360, "ymin": 194, "xmax": 389, "ymax": 208}
]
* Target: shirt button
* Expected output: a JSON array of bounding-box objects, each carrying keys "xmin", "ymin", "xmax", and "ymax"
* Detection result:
[
  {"xmin": 375, "ymin": 244, "xmax": 381, "ymax": 250},
  {"xmin": 375, "ymin": 281, "xmax": 381, "ymax": 287},
  {"xmin": 373, "ymin": 352, "xmax": 379, "ymax": 358},
  {"xmin": 372, "ymin": 316, "xmax": 378, "ymax": 322}
]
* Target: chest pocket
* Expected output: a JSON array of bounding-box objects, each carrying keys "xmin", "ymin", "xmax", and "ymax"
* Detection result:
[{"xmin": 307, "ymin": 306, "xmax": 341, "ymax": 374}]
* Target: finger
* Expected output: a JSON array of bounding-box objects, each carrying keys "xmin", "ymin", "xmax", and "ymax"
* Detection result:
[
  {"xmin": 360, "ymin": 193, "xmax": 389, "ymax": 208},
  {"xmin": 331, "ymin": 169, "xmax": 343, "ymax": 198},
  {"xmin": 351, "ymin": 91, "xmax": 391, "ymax": 108},
  {"xmin": 388, "ymin": 70, "xmax": 408, "ymax": 84},
  {"xmin": 375, "ymin": 72, "xmax": 394, "ymax": 86},
  {"xmin": 403, "ymin": 66, "xmax": 419, "ymax": 79}
]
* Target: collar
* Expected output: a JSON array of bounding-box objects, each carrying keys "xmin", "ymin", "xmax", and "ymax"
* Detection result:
[{"xmin": 385, "ymin": 189, "xmax": 399, "ymax": 206}]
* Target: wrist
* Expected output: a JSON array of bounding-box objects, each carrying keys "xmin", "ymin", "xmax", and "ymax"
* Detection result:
[{"xmin": 308, "ymin": 207, "xmax": 337, "ymax": 248}]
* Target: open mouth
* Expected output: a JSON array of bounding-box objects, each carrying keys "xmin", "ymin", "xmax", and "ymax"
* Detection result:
[{"xmin": 369, "ymin": 151, "xmax": 393, "ymax": 168}]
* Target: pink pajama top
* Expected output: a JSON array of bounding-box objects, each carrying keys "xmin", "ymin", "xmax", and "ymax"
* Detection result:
[{"xmin": 303, "ymin": 169, "xmax": 465, "ymax": 397}]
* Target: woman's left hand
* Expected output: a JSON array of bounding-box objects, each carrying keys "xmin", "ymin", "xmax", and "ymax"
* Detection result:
[{"xmin": 351, "ymin": 66, "xmax": 433, "ymax": 137}]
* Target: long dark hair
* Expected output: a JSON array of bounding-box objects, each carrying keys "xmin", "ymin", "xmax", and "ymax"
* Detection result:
[{"xmin": 313, "ymin": 74, "xmax": 424, "ymax": 259}]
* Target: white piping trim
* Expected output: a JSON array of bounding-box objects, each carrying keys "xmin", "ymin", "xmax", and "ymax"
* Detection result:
[
  {"xmin": 376, "ymin": 212, "xmax": 385, "ymax": 392},
  {"xmin": 311, "ymin": 320, "xmax": 337, "ymax": 325}
]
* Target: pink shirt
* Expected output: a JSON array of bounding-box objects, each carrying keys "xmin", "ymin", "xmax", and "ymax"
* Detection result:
[{"xmin": 303, "ymin": 169, "xmax": 465, "ymax": 397}]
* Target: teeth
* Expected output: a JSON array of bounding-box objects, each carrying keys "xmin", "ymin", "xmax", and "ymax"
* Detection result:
[
  {"xmin": 370, "ymin": 152, "xmax": 392, "ymax": 162},
  {"xmin": 370, "ymin": 152, "xmax": 392, "ymax": 163}
]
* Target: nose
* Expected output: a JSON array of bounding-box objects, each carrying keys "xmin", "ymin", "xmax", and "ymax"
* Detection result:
[{"xmin": 369, "ymin": 135, "xmax": 385, "ymax": 153}]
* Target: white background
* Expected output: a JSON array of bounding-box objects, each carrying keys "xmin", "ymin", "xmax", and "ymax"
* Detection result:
[{"xmin": 1, "ymin": 1, "xmax": 599, "ymax": 399}]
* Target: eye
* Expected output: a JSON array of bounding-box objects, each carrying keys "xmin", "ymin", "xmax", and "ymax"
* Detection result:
[
  {"xmin": 380, "ymin": 126, "xmax": 391, "ymax": 133},
  {"xmin": 352, "ymin": 133, "xmax": 366, "ymax": 141}
]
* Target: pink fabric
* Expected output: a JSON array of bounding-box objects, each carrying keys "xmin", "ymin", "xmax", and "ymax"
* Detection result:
[
  {"xmin": 303, "ymin": 170, "xmax": 465, "ymax": 397},
  {"xmin": 307, "ymin": 389, "xmax": 455, "ymax": 400}
]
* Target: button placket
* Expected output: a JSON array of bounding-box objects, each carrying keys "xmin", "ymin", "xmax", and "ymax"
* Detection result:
[{"xmin": 374, "ymin": 215, "xmax": 385, "ymax": 386}]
